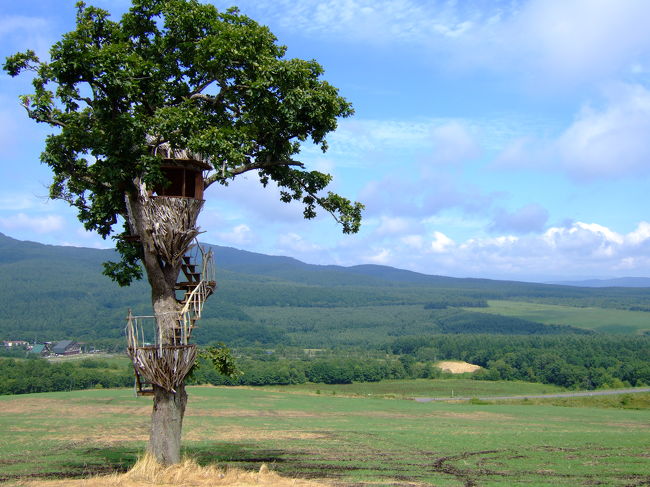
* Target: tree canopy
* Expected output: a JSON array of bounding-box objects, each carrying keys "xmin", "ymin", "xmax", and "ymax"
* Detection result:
[{"xmin": 4, "ymin": 0, "xmax": 362, "ymax": 285}]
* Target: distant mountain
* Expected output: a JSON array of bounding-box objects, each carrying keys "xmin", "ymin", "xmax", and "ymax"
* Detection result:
[
  {"xmin": 549, "ymin": 277, "xmax": 650, "ymax": 288},
  {"xmin": 1, "ymin": 232, "xmax": 648, "ymax": 348}
]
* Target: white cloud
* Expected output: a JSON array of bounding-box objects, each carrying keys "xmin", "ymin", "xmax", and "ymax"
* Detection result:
[
  {"xmin": 330, "ymin": 220, "xmax": 650, "ymax": 281},
  {"xmin": 627, "ymin": 221, "xmax": 650, "ymax": 245},
  {"xmin": 239, "ymin": 0, "xmax": 479, "ymax": 45},
  {"xmin": 369, "ymin": 248, "xmax": 391, "ymax": 264},
  {"xmin": 503, "ymin": 0, "xmax": 650, "ymax": 85},
  {"xmin": 400, "ymin": 234, "xmax": 424, "ymax": 249},
  {"xmin": 375, "ymin": 216, "xmax": 414, "ymax": 236},
  {"xmin": 430, "ymin": 231, "xmax": 455, "ymax": 253},
  {"xmin": 237, "ymin": 0, "xmax": 650, "ymax": 86},
  {"xmin": 0, "ymin": 212, "xmax": 64, "ymax": 233},
  {"xmin": 216, "ymin": 224, "xmax": 253, "ymax": 246},
  {"xmin": 277, "ymin": 232, "xmax": 322, "ymax": 254},
  {"xmin": 492, "ymin": 137, "xmax": 547, "ymax": 170},
  {"xmin": 307, "ymin": 118, "xmax": 483, "ymax": 172},
  {"xmin": 0, "ymin": 193, "xmax": 39, "ymax": 211},
  {"xmin": 492, "ymin": 83, "xmax": 650, "ymax": 181},
  {"xmin": 360, "ymin": 171, "xmax": 494, "ymax": 219},
  {"xmin": 543, "ymin": 222, "xmax": 623, "ymax": 258},
  {"xmin": 556, "ymin": 84, "xmax": 650, "ymax": 180}
]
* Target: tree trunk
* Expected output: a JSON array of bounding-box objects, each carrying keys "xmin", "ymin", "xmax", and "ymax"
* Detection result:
[
  {"xmin": 148, "ymin": 285, "xmax": 185, "ymax": 464},
  {"xmin": 125, "ymin": 184, "xmax": 204, "ymax": 465},
  {"xmin": 150, "ymin": 383, "xmax": 187, "ymax": 464}
]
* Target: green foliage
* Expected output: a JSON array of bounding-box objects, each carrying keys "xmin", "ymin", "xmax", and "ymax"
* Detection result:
[
  {"xmin": 195, "ymin": 343, "xmax": 240, "ymax": 379},
  {"xmin": 0, "ymin": 357, "xmax": 132, "ymax": 395},
  {"xmin": 387, "ymin": 334, "xmax": 650, "ymax": 389},
  {"xmin": 4, "ymin": 0, "xmax": 361, "ymax": 285},
  {"xmin": 432, "ymin": 308, "xmax": 592, "ymax": 335}
]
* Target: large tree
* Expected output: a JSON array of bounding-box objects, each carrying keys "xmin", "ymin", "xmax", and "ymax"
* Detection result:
[{"xmin": 5, "ymin": 0, "xmax": 362, "ymax": 464}]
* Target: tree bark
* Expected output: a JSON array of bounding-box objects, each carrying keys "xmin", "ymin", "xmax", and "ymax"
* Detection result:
[
  {"xmin": 148, "ymin": 283, "xmax": 185, "ymax": 464},
  {"xmin": 150, "ymin": 382, "xmax": 187, "ymax": 464}
]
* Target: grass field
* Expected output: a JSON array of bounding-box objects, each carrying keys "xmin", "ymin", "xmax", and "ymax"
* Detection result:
[
  {"xmin": 1, "ymin": 383, "xmax": 649, "ymax": 486},
  {"xmin": 472, "ymin": 300, "xmax": 650, "ymax": 334},
  {"xmin": 256, "ymin": 378, "xmax": 566, "ymax": 399}
]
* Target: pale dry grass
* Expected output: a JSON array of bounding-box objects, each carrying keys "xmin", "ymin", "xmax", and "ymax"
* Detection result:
[
  {"xmin": 435, "ymin": 361, "xmax": 481, "ymax": 374},
  {"xmin": 16, "ymin": 454, "xmax": 329, "ymax": 487}
]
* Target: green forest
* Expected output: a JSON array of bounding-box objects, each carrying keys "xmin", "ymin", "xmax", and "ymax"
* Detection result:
[{"xmin": 1, "ymin": 232, "xmax": 650, "ymax": 395}]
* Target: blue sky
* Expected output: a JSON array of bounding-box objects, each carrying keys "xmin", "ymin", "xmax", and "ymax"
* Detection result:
[{"xmin": 2, "ymin": 0, "xmax": 650, "ymax": 282}]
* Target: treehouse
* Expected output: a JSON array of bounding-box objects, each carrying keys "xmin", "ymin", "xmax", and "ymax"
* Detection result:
[{"xmin": 125, "ymin": 142, "xmax": 217, "ymax": 396}]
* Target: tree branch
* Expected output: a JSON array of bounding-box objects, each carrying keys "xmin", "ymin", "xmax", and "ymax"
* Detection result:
[
  {"xmin": 21, "ymin": 102, "xmax": 67, "ymax": 128},
  {"xmin": 188, "ymin": 78, "xmax": 216, "ymax": 97},
  {"xmin": 203, "ymin": 159, "xmax": 305, "ymax": 189},
  {"xmin": 189, "ymin": 83, "xmax": 248, "ymax": 105}
]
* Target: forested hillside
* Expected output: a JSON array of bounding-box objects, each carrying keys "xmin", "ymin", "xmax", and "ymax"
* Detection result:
[{"xmin": 1, "ymin": 232, "xmax": 649, "ymax": 349}]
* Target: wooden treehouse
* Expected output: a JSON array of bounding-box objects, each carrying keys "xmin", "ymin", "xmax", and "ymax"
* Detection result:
[{"xmin": 125, "ymin": 144, "xmax": 216, "ymax": 396}]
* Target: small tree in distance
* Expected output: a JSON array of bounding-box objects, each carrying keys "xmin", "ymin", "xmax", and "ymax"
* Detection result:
[{"xmin": 4, "ymin": 0, "xmax": 362, "ymax": 465}]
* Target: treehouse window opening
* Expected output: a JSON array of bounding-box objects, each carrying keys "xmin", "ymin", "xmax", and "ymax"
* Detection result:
[{"xmin": 153, "ymin": 165, "xmax": 204, "ymax": 200}]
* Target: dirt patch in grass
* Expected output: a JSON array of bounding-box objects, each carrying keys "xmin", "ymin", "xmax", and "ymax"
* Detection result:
[
  {"xmin": 604, "ymin": 421, "xmax": 650, "ymax": 430},
  {"xmin": 56, "ymin": 429, "xmax": 150, "ymax": 445},
  {"xmin": 1, "ymin": 399, "xmax": 150, "ymax": 418},
  {"xmin": 184, "ymin": 427, "xmax": 328, "ymax": 442},
  {"xmin": 188, "ymin": 409, "xmax": 320, "ymax": 418},
  {"xmin": 435, "ymin": 361, "xmax": 482, "ymax": 374}
]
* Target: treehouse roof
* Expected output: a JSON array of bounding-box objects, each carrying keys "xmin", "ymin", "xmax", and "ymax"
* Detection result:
[{"xmin": 149, "ymin": 138, "xmax": 213, "ymax": 171}]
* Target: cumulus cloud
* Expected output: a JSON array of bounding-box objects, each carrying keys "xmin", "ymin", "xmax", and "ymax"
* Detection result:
[
  {"xmin": 430, "ymin": 231, "xmax": 455, "ymax": 253},
  {"xmin": 489, "ymin": 204, "xmax": 549, "ymax": 234},
  {"xmin": 330, "ymin": 220, "xmax": 650, "ymax": 281}
]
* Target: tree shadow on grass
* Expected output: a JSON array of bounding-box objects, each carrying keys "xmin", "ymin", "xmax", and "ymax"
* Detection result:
[
  {"xmin": 0, "ymin": 445, "xmax": 140, "ymax": 483},
  {"xmin": 5, "ymin": 441, "xmax": 376, "ymax": 484},
  {"xmin": 184, "ymin": 442, "xmax": 385, "ymax": 482}
]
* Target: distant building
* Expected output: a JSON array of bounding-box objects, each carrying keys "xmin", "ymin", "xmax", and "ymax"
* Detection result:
[
  {"xmin": 51, "ymin": 340, "xmax": 81, "ymax": 356},
  {"xmin": 3, "ymin": 340, "xmax": 29, "ymax": 348},
  {"xmin": 28, "ymin": 344, "xmax": 48, "ymax": 356}
]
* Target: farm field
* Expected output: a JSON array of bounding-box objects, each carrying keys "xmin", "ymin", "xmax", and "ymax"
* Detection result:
[
  {"xmin": 1, "ymin": 384, "xmax": 649, "ymax": 486},
  {"xmin": 256, "ymin": 378, "xmax": 567, "ymax": 399},
  {"xmin": 472, "ymin": 300, "xmax": 650, "ymax": 334}
]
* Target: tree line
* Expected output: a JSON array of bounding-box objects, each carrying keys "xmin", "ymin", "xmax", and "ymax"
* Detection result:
[
  {"xmin": 2, "ymin": 334, "xmax": 649, "ymax": 395},
  {"xmin": 0, "ymin": 357, "xmax": 132, "ymax": 395}
]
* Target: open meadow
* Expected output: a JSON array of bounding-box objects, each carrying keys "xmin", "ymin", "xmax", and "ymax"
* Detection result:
[
  {"xmin": 1, "ymin": 384, "xmax": 649, "ymax": 486},
  {"xmin": 474, "ymin": 300, "xmax": 650, "ymax": 334}
]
